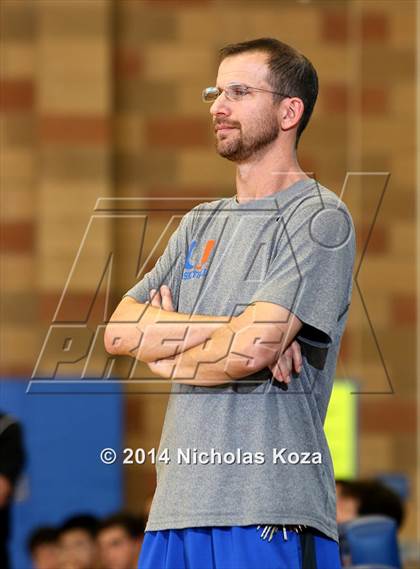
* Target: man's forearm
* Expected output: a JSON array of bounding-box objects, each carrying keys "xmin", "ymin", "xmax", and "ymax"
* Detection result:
[
  {"xmin": 149, "ymin": 318, "xmax": 294, "ymax": 387},
  {"xmin": 105, "ymin": 297, "xmax": 233, "ymax": 362}
]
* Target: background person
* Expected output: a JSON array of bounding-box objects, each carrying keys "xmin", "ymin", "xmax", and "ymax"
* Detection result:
[
  {"xmin": 0, "ymin": 411, "xmax": 26, "ymax": 569},
  {"xmin": 97, "ymin": 513, "xmax": 144, "ymax": 569},
  {"xmin": 336, "ymin": 479, "xmax": 405, "ymax": 529},
  {"xmin": 58, "ymin": 514, "xmax": 100, "ymax": 569},
  {"xmin": 27, "ymin": 526, "xmax": 60, "ymax": 569}
]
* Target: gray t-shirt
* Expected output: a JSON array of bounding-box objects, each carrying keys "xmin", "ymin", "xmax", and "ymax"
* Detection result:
[{"xmin": 124, "ymin": 178, "xmax": 356, "ymax": 542}]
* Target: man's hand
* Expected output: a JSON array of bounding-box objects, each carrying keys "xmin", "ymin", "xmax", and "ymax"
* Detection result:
[
  {"xmin": 268, "ymin": 340, "xmax": 302, "ymax": 384},
  {"xmin": 145, "ymin": 285, "xmax": 178, "ymax": 378},
  {"xmin": 147, "ymin": 286, "xmax": 303, "ymax": 385},
  {"xmin": 146, "ymin": 285, "xmax": 175, "ymax": 312}
]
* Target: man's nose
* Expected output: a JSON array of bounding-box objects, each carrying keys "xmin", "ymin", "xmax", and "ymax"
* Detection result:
[{"xmin": 209, "ymin": 92, "xmax": 231, "ymax": 118}]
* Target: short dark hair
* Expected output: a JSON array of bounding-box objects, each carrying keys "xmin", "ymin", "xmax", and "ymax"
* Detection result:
[
  {"xmin": 98, "ymin": 512, "xmax": 145, "ymax": 539},
  {"xmin": 219, "ymin": 37, "xmax": 318, "ymax": 146},
  {"xmin": 27, "ymin": 526, "xmax": 58, "ymax": 554},
  {"xmin": 357, "ymin": 480, "xmax": 405, "ymax": 529},
  {"xmin": 336, "ymin": 479, "xmax": 405, "ymax": 529},
  {"xmin": 58, "ymin": 514, "xmax": 99, "ymax": 539}
]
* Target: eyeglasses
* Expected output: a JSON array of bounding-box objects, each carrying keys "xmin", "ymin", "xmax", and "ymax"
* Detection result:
[{"xmin": 202, "ymin": 82, "xmax": 292, "ymax": 103}]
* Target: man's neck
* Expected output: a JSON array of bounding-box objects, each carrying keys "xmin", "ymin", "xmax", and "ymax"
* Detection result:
[{"xmin": 234, "ymin": 143, "xmax": 310, "ymax": 204}]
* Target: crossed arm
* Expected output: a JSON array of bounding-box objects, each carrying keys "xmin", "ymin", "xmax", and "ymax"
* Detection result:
[{"xmin": 104, "ymin": 285, "xmax": 303, "ymax": 387}]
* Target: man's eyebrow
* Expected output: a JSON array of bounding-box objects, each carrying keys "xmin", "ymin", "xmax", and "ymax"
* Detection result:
[{"xmin": 215, "ymin": 81, "xmax": 244, "ymax": 89}]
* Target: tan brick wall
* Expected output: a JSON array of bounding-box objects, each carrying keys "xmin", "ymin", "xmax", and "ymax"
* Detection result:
[{"xmin": 1, "ymin": 0, "xmax": 113, "ymax": 377}]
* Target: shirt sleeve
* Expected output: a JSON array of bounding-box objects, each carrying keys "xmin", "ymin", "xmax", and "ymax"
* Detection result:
[
  {"xmin": 123, "ymin": 210, "xmax": 194, "ymax": 308},
  {"xmin": 249, "ymin": 196, "xmax": 356, "ymax": 345}
]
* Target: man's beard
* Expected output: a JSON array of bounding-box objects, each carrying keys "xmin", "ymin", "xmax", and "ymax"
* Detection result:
[{"xmin": 215, "ymin": 115, "xmax": 279, "ymax": 162}]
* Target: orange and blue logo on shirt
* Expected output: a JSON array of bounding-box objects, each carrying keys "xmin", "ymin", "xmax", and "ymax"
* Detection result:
[{"xmin": 183, "ymin": 239, "xmax": 216, "ymax": 280}]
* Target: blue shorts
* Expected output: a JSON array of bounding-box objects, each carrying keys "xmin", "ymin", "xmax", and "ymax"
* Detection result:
[{"xmin": 138, "ymin": 525, "xmax": 342, "ymax": 569}]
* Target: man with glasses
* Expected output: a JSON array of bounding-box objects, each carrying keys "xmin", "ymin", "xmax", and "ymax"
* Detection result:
[{"xmin": 105, "ymin": 37, "xmax": 355, "ymax": 569}]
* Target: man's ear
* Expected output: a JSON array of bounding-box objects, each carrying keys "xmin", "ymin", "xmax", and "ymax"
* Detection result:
[{"xmin": 280, "ymin": 97, "xmax": 304, "ymax": 132}]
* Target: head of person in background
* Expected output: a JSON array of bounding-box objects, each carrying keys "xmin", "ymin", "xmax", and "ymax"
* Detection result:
[
  {"xmin": 57, "ymin": 514, "xmax": 99, "ymax": 569},
  {"xmin": 97, "ymin": 513, "xmax": 144, "ymax": 569},
  {"xmin": 336, "ymin": 480, "xmax": 360, "ymax": 524},
  {"xmin": 27, "ymin": 526, "xmax": 60, "ymax": 569},
  {"xmin": 336, "ymin": 479, "xmax": 405, "ymax": 529}
]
